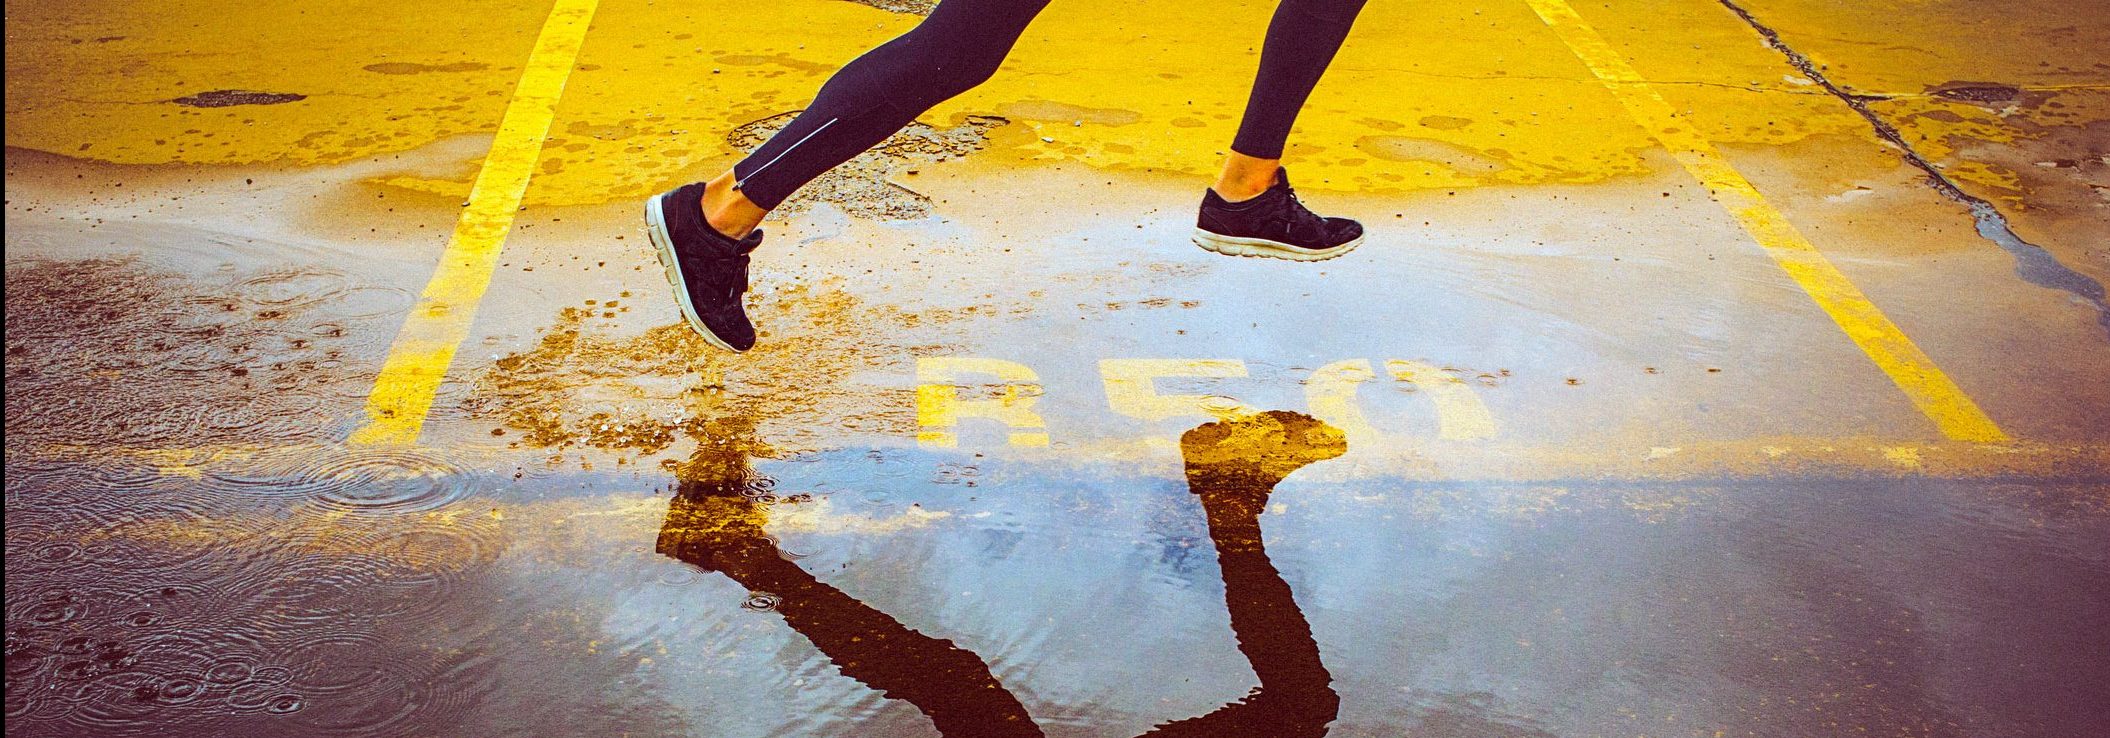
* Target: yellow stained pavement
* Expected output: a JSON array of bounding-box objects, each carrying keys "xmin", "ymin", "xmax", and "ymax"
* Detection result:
[
  {"xmin": 13, "ymin": 0, "xmax": 2092, "ymax": 232},
  {"xmin": 8, "ymin": 0, "xmax": 2094, "ymax": 209},
  {"xmin": 7, "ymin": 0, "xmax": 1881, "ymax": 204},
  {"xmin": 1725, "ymin": 0, "xmax": 2110, "ymax": 287},
  {"xmin": 3, "ymin": 0, "xmax": 545, "ymax": 166}
]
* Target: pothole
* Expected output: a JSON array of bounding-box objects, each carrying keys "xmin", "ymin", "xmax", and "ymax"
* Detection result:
[
  {"xmin": 1927, "ymin": 82, "xmax": 2025, "ymax": 107},
  {"xmin": 726, "ymin": 112, "xmax": 1008, "ymax": 221},
  {"xmin": 838, "ymin": 0, "xmax": 934, "ymax": 14},
  {"xmin": 170, "ymin": 90, "xmax": 307, "ymax": 108}
]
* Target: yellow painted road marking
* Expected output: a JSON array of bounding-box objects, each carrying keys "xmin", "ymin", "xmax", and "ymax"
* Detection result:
[
  {"xmin": 350, "ymin": 0, "xmax": 600, "ymax": 446},
  {"xmin": 1306, "ymin": 360, "xmax": 1387, "ymax": 444},
  {"xmin": 1101, "ymin": 359, "xmax": 1256, "ymax": 421},
  {"xmin": 1305, "ymin": 359, "xmax": 1497, "ymax": 444},
  {"xmin": 1522, "ymin": 0, "xmax": 2008, "ymax": 443},
  {"xmin": 915, "ymin": 357, "xmax": 1051, "ymax": 447},
  {"xmin": 1385, "ymin": 360, "xmax": 1498, "ymax": 440}
]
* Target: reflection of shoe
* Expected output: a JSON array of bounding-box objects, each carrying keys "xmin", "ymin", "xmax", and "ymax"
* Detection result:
[
  {"xmin": 1180, "ymin": 410, "xmax": 1347, "ymax": 494},
  {"xmin": 645, "ymin": 183, "xmax": 764, "ymax": 352},
  {"xmin": 1193, "ymin": 168, "xmax": 1364, "ymax": 262},
  {"xmin": 655, "ymin": 441, "xmax": 775, "ymax": 573}
]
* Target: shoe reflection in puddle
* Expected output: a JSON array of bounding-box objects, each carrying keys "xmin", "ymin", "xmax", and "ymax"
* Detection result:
[{"xmin": 656, "ymin": 411, "xmax": 1347, "ymax": 736}]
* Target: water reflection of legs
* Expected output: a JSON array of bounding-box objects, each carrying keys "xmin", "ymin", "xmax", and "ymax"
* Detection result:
[
  {"xmin": 655, "ymin": 420, "xmax": 1043, "ymax": 737},
  {"xmin": 1143, "ymin": 410, "xmax": 1346, "ymax": 736},
  {"xmin": 654, "ymin": 411, "xmax": 1344, "ymax": 736}
]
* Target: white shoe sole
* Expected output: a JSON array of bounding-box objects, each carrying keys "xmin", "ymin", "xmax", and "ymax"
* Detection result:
[
  {"xmin": 644, "ymin": 194, "xmax": 744, "ymax": 353},
  {"xmin": 1191, "ymin": 228, "xmax": 1363, "ymax": 262}
]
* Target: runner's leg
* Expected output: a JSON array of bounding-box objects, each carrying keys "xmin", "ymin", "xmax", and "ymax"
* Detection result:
[
  {"xmin": 1192, "ymin": 0, "xmax": 1371, "ymax": 260},
  {"xmin": 729, "ymin": 0, "xmax": 1052, "ymax": 211},
  {"xmin": 1229, "ymin": 0, "xmax": 1369, "ymax": 160}
]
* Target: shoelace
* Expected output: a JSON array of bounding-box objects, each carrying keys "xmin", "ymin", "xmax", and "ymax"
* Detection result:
[
  {"xmin": 718, "ymin": 254, "xmax": 751, "ymax": 303},
  {"xmin": 1270, "ymin": 181, "xmax": 1330, "ymax": 242},
  {"xmin": 679, "ymin": 247, "xmax": 750, "ymax": 305}
]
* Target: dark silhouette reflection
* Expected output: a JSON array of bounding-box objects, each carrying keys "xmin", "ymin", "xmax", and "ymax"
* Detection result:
[
  {"xmin": 656, "ymin": 417, "xmax": 1040, "ymax": 737},
  {"xmin": 656, "ymin": 411, "xmax": 1347, "ymax": 736},
  {"xmin": 1140, "ymin": 410, "xmax": 1346, "ymax": 736}
]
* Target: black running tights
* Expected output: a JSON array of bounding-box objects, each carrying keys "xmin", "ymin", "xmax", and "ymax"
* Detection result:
[{"xmin": 730, "ymin": 0, "xmax": 1367, "ymax": 209}]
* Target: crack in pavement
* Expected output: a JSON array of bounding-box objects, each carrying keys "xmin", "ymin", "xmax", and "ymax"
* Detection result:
[{"xmin": 1715, "ymin": 0, "xmax": 2110, "ymax": 338}]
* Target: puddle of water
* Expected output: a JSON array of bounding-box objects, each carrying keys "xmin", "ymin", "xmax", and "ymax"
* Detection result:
[
  {"xmin": 1968, "ymin": 201, "xmax": 2110, "ymax": 335},
  {"xmin": 8, "ymin": 253, "xmax": 2109, "ymax": 736},
  {"xmin": 4, "ymin": 257, "xmax": 404, "ymax": 451},
  {"xmin": 11, "ymin": 411, "xmax": 2108, "ymax": 736}
]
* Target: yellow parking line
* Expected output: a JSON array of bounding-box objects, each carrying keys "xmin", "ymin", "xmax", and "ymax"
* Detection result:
[
  {"xmin": 1522, "ymin": 0, "xmax": 2008, "ymax": 443},
  {"xmin": 350, "ymin": 0, "xmax": 600, "ymax": 446}
]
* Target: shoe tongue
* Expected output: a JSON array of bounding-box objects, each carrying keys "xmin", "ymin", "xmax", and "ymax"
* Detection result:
[
  {"xmin": 1272, "ymin": 167, "xmax": 1294, "ymax": 192},
  {"xmin": 734, "ymin": 228, "xmax": 764, "ymax": 255}
]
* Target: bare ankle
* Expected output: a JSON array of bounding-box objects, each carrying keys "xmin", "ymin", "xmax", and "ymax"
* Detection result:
[
  {"xmin": 699, "ymin": 172, "xmax": 765, "ymax": 240},
  {"xmin": 1211, "ymin": 181, "xmax": 1268, "ymax": 202},
  {"xmin": 1213, "ymin": 153, "xmax": 1282, "ymax": 202}
]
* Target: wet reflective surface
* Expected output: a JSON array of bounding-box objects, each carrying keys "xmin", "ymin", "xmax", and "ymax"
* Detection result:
[
  {"xmin": 655, "ymin": 411, "xmax": 1348, "ymax": 737},
  {"xmin": 9, "ymin": 394, "xmax": 2109, "ymax": 735},
  {"xmin": 6, "ymin": 256, "xmax": 2106, "ymax": 733}
]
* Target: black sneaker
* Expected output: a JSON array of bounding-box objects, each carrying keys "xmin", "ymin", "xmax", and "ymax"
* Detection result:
[
  {"xmin": 1193, "ymin": 168, "xmax": 1364, "ymax": 261},
  {"xmin": 645, "ymin": 183, "xmax": 764, "ymax": 352}
]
